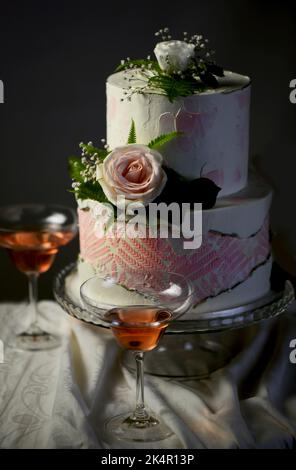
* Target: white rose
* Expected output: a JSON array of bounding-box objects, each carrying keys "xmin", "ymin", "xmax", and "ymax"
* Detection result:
[
  {"xmin": 96, "ymin": 144, "xmax": 167, "ymax": 208},
  {"xmin": 154, "ymin": 40, "xmax": 195, "ymax": 73}
]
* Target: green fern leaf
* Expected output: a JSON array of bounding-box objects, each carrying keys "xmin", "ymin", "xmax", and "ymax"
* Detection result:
[
  {"xmin": 127, "ymin": 119, "xmax": 137, "ymax": 144},
  {"xmin": 75, "ymin": 180, "xmax": 109, "ymax": 203},
  {"xmin": 147, "ymin": 132, "xmax": 183, "ymax": 149},
  {"xmin": 68, "ymin": 156, "xmax": 85, "ymax": 182},
  {"xmin": 148, "ymin": 74, "xmax": 202, "ymax": 102}
]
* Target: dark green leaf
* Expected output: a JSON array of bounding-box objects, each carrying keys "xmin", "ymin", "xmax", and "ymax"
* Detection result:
[
  {"xmin": 149, "ymin": 72, "xmax": 205, "ymax": 101},
  {"xmin": 155, "ymin": 169, "xmax": 221, "ymax": 209},
  {"xmin": 206, "ymin": 63, "xmax": 224, "ymax": 77},
  {"xmin": 68, "ymin": 156, "xmax": 109, "ymax": 204},
  {"xmin": 200, "ymin": 71, "xmax": 219, "ymax": 88},
  {"xmin": 75, "ymin": 180, "xmax": 110, "ymax": 204},
  {"xmin": 68, "ymin": 156, "xmax": 85, "ymax": 183}
]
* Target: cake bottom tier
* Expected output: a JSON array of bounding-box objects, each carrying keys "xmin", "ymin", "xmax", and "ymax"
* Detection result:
[
  {"xmin": 66, "ymin": 256, "xmax": 272, "ymax": 320},
  {"xmin": 70, "ymin": 176, "xmax": 273, "ymax": 319}
]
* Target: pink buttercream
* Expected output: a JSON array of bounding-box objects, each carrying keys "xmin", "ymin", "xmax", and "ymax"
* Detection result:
[{"xmin": 78, "ymin": 209, "xmax": 270, "ymax": 305}]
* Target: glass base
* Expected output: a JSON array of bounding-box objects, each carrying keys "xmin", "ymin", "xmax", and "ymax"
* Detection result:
[
  {"xmin": 105, "ymin": 412, "xmax": 174, "ymax": 443},
  {"xmin": 7, "ymin": 330, "xmax": 61, "ymax": 351}
]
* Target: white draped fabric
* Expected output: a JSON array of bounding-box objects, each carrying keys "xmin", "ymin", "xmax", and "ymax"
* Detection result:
[{"xmin": 0, "ymin": 301, "xmax": 296, "ymax": 449}]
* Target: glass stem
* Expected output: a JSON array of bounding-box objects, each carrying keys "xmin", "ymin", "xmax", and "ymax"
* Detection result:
[
  {"xmin": 133, "ymin": 352, "xmax": 149, "ymax": 421},
  {"xmin": 27, "ymin": 273, "xmax": 40, "ymax": 331}
]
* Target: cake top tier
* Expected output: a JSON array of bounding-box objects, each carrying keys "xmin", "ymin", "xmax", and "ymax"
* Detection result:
[
  {"xmin": 108, "ymin": 69, "xmax": 250, "ymax": 97},
  {"xmin": 113, "ymin": 28, "xmax": 249, "ymax": 102},
  {"xmin": 107, "ymin": 69, "xmax": 251, "ymax": 197}
]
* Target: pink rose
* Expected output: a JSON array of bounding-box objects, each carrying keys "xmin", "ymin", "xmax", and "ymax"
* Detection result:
[{"xmin": 96, "ymin": 144, "xmax": 167, "ymax": 208}]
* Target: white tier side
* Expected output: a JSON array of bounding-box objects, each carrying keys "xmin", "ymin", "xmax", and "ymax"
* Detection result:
[
  {"xmin": 65, "ymin": 256, "xmax": 272, "ymax": 321},
  {"xmin": 107, "ymin": 70, "xmax": 251, "ymax": 197},
  {"xmin": 188, "ymin": 258, "xmax": 272, "ymax": 318}
]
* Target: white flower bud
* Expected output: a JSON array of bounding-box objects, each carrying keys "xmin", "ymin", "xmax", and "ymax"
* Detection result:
[{"xmin": 154, "ymin": 40, "xmax": 195, "ymax": 73}]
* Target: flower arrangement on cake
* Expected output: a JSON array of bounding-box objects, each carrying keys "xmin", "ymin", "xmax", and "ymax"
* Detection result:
[
  {"xmin": 65, "ymin": 28, "xmax": 273, "ymax": 315},
  {"xmin": 69, "ymin": 120, "xmax": 221, "ymax": 214},
  {"xmin": 116, "ymin": 27, "xmax": 224, "ymax": 102}
]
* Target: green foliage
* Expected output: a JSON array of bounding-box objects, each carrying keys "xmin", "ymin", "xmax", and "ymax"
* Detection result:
[
  {"xmin": 75, "ymin": 181, "xmax": 109, "ymax": 203},
  {"xmin": 68, "ymin": 125, "xmax": 183, "ymax": 204},
  {"xmin": 148, "ymin": 74, "xmax": 203, "ymax": 102},
  {"xmin": 116, "ymin": 59, "xmax": 161, "ymax": 73},
  {"xmin": 68, "ymin": 156, "xmax": 109, "ymax": 203},
  {"xmin": 115, "ymin": 55, "xmax": 224, "ymax": 102},
  {"xmin": 79, "ymin": 142, "xmax": 109, "ymax": 161},
  {"xmin": 148, "ymin": 132, "xmax": 183, "ymax": 149},
  {"xmin": 199, "ymin": 71, "xmax": 219, "ymax": 88},
  {"xmin": 68, "ymin": 156, "xmax": 85, "ymax": 182},
  {"xmin": 127, "ymin": 119, "xmax": 137, "ymax": 144}
]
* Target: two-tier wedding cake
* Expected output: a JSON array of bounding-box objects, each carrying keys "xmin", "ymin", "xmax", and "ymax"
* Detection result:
[{"xmin": 66, "ymin": 29, "xmax": 272, "ymax": 319}]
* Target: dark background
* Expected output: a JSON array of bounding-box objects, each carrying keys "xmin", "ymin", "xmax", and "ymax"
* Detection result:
[{"xmin": 0, "ymin": 0, "xmax": 295, "ymax": 301}]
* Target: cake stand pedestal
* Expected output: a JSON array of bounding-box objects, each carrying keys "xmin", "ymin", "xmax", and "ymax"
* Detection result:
[{"xmin": 53, "ymin": 263, "xmax": 294, "ymax": 379}]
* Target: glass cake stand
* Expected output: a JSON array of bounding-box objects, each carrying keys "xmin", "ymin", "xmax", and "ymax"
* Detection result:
[{"xmin": 53, "ymin": 263, "xmax": 295, "ymax": 378}]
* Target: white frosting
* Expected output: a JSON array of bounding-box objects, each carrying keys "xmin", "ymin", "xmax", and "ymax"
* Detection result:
[
  {"xmin": 81, "ymin": 276, "xmax": 152, "ymax": 308},
  {"xmin": 188, "ymin": 258, "xmax": 272, "ymax": 318},
  {"xmin": 202, "ymin": 175, "xmax": 272, "ymax": 237},
  {"xmin": 107, "ymin": 70, "xmax": 251, "ymax": 197},
  {"xmin": 65, "ymin": 257, "xmax": 272, "ymax": 321},
  {"xmin": 66, "ymin": 259, "xmax": 151, "ymax": 308}
]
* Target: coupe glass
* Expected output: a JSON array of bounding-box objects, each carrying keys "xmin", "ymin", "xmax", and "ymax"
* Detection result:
[
  {"xmin": 80, "ymin": 269, "xmax": 193, "ymax": 442},
  {"xmin": 0, "ymin": 204, "xmax": 77, "ymax": 350}
]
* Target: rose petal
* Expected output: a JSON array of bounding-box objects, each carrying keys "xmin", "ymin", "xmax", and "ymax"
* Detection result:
[{"xmin": 97, "ymin": 144, "xmax": 167, "ymax": 207}]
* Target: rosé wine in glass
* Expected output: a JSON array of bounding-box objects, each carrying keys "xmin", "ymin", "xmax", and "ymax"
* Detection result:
[
  {"xmin": 0, "ymin": 204, "xmax": 77, "ymax": 351},
  {"xmin": 0, "ymin": 230, "xmax": 75, "ymax": 273},
  {"xmin": 80, "ymin": 270, "xmax": 193, "ymax": 443},
  {"xmin": 105, "ymin": 307, "xmax": 172, "ymax": 351}
]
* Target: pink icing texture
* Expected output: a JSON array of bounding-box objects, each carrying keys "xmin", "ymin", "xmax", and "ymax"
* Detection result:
[{"xmin": 78, "ymin": 209, "xmax": 270, "ymax": 305}]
